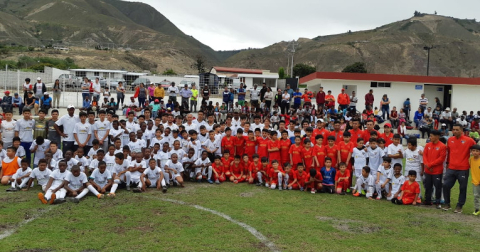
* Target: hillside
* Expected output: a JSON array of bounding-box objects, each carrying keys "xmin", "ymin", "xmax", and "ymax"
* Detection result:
[{"xmin": 223, "ymin": 15, "xmax": 480, "ymax": 77}]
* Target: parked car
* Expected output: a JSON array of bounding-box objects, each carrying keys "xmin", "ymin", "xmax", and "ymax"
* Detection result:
[
  {"xmin": 58, "ymin": 74, "xmax": 82, "ymax": 88},
  {"xmin": 108, "ymin": 78, "xmax": 126, "ymax": 90},
  {"xmin": 159, "ymin": 80, "xmax": 171, "ymax": 89},
  {"xmin": 180, "ymin": 79, "xmax": 196, "ymax": 89},
  {"xmin": 130, "ymin": 78, "xmax": 151, "ymax": 90}
]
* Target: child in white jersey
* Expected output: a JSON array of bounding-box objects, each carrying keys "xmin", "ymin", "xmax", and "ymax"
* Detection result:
[
  {"xmin": 375, "ymin": 157, "xmax": 393, "ymax": 200},
  {"xmin": 128, "ymin": 153, "xmax": 146, "ymax": 192},
  {"xmin": 193, "ymin": 151, "xmax": 213, "ymax": 183},
  {"xmin": 164, "ymin": 153, "xmax": 184, "ymax": 187},
  {"xmin": 88, "ymin": 161, "xmax": 111, "ymax": 198},
  {"xmin": 352, "ymin": 166, "xmax": 375, "ymax": 199},
  {"xmin": 389, "ymin": 163, "xmax": 405, "ymax": 201},
  {"xmin": 367, "ymin": 138, "xmax": 383, "ymax": 176},
  {"xmin": 404, "ymin": 137, "xmax": 423, "ymax": 203},
  {"xmin": 352, "ymin": 138, "xmax": 367, "ymax": 178},
  {"xmin": 24, "ymin": 159, "xmax": 51, "ymax": 191},
  {"xmin": 6, "ymin": 158, "xmax": 32, "ymax": 191},
  {"xmin": 140, "ymin": 159, "xmax": 167, "ymax": 193},
  {"xmin": 65, "ymin": 165, "xmax": 101, "ymax": 203},
  {"xmin": 39, "ymin": 160, "xmax": 70, "ymax": 205},
  {"xmin": 387, "ymin": 134, "xmax": 404, "ymax": 168}
]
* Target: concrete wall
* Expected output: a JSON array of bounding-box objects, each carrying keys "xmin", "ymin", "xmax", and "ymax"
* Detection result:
[
  {"xmin": 451, "ymin": 85, "xmax": 480, "ymax": 112},
  {"xmin": 424, "ymin": 84, "xmax": 445, "ymax": 109}
]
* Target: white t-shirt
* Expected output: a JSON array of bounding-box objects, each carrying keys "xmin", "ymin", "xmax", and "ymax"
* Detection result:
[
  {"xmin": 56, "ymin": 158, "xmax": 79, "ymax": 171},
  {"xmin": 75, "ymin": 155, "xmax": 90, "ymax": 171},
  {"xmin": 29, "ymin": 139, "xmax": 51, "ymax": 165},
  {"xmin": 49, "ymin": 169, "xmax": 71, "ymax": 188},
  {"xmin": 56, "ymin": 114, "xmax": 80, "ymax": 142},
  {"xmin": 377, "ymin": 166, "xmax": 393, "ymax": 184},
  {"xmin": 52, "ymin": 149, "xmax": 63, "ymax": 161},
  {"xmin": 14, "ymin": 118, "xmax": 35, "ymax": 142},
  {"xmin": 155, "ymin": 151, "xmax": 170, "ymax": 169},
  {"xmin": 30, "ymin": 167, "xmax": 52, "ymax": 186},
  {"xmin": 109, "ymin": 127, "xmax": 124, "ymax": 145},
  {"xmin": 1, "ymin": 120, "xmax": 16, "ymax": 144},
  {"xmin": 367, "ymin": 147, "xmax": 383, "ymax": 174},
  {"xmin": 104, "ymin": 154, "xmax": 116, "ymax": 173},
  {"xmin": 169, "ymin": 149, "xmax": 186, "ymax": 163},
  {"xmin": 15, "ymin": 145, "xmax": 26, "ymax": 158},
  {"xmin": 87, "ymin": 147, "xmax": 102, "ymax": 159},
  {"xmin": 14, "ymin": 167, "xmax": 32, "ymax": 179},
  {"xmin": 143, "ymin": 166, "xmax": 162, "ymax": 181},
  {"xmin": 73, "ymin": 122, "xmax": 92, "ymax": 146},
  {"xmin": 387, "ymin": 144, "xmax": 404, "ymax": 168},
  {"xmin": 150, "ymin": 137, "xmax": 167, "ymax": 148},
  {"xmin": 194, "ymin": 157, "xmax": 211, "ymax": 169},
  {"xmin": 93, "ymin": 120, "xmax": 110, "ymax": 141},
  {"xmin": 165, "ymin": 160, "xmax": 184, "ymax": 173},
  {"xmin": 404, "ymin": 146, "xmax": 424, "ymax": 179},
  {"xmin": 128, "ymin": 140, "xmax": 145, "ymax": 154},
  {"xmin": 204, "ymin": 138, "xmax": 221, "ymax": 156},
  {"xmin": 250, "ymin": 89, "xmax": 260, "ymax": 100},
  {"xmin": 112, "ymin": 159, "xmax": 130, "ymax": 175},
  {"xmin": 391, "ymin": 174, "xmax": 405, "ymax": 194},
  {"xmin": 251, "ymin": 123, "xmax": 265, "ymax": 132},
  {"xmin": 183, "ymin": 122, "xmax": 198, "ymax": 133},
  {"xmin": 89, "ymin": 168, "xmax": 112, "ymax": 186},
  {"xmin": 129, "ymin": 160, "xmax": 146, "ymax": 180},
  {"xmin": 352, "ymin": 147, "xmax": 367, "ymax": 170},
  {"xmin": 65, "ymin": 172, "xmax": 88, "ymax": 190}
]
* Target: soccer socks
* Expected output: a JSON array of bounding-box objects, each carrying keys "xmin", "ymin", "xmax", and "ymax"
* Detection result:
[
  {"xmin": 125, "ymin": 171, "xmax": 131, "ymax": 185},
  {"xmin": 10, "ymin": 180, "xmax": 16, "ymax": 188},
  {"xmin": 19, "ymin": 178, "xmax": 29, "ymax": 188},
  {"xmin": 160, "ymin": 178, "xmax": 166, "ymax": 187},
  {"xmin": 163, "ymin": 172, "xmax": 171, "ymax": 184},
  {"xmin": 110, "ymin": 181, "xmax": 119, "ymax": 194},
  {"xmin": 88, "ymin": 185, "xmax": 101, "ymax": 196},
  {"xmin": 207, "ymin": 166, "xmax": 212, "ymax": 180},
  {"xmin": 277, "ymin": 173, "xmax": 283, "ymax": 189},
  {"xmin": 76, "ymin": 188, "xmax": 89, "ymax": 199},
  {"xmin": 284, "ymin": 174, "xmax": 289, "ymax": 188},
  {"xmin": 257, "ymin": 172, "xmax": 263, "ymax": 184}
]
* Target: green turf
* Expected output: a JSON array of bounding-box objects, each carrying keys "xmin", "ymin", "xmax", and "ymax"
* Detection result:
[{"xmin": 0, "ymin": 179, "xmax": 479, "ymax": 252}]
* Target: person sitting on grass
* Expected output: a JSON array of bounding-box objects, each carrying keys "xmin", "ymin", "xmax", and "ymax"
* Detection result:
[
  {"xmin": 229, "ymin": 155, "xmax": 245, "ymax": 184},
  {"xmin": 268, "ymin": 159, "xmax": 285, "ymax": 191},
  {"xmin": 320, "ymin": 157, "xmax": 336, "ymax": 194},
  {"xmin": 391, "ymin": 170, "xmax": 420, "ymax": 205},
  {"xmin": 375, "ymin": 157, "xmax": 393, "ymax": 200},
  {"xmin": 128, "ymin": 153, "xmax": 146, "ymax": 192},
  {"xmin": 164, "ymin": 153, "xmax": 185, "ymax": 187},
  {"xmin": 389, "ymin": 163, "xmax": 405, "ymax": 201},
  {"xmin": 88, "ymin": 161, "xmax": 110, "ymax": 198},
  {"xmin": 64, "ymin": 165, "xmax": 90, "ymax": 204},
  {"xmin": 335, "ymin": 162, "xmax": 350, "ymax": 195},
  {"xmin": 305, "ymin": 167, "xmax": 323, "ymax": 194},
  {"xmin": 24, "ymin": 159, "xmax": 51, "ymax": 192},
  {"xmin": 38, "ymin": 159, "xmax": 69, "ymax": 205},
  {"xmin": 1, "ymin": 146, "xmax": 21, "ymax": 185},
  {"xmin": 212, "ymin": 155, "xmax": 226, "ymax": 184},
  {"xmin": 352, "ymin": 166, "xmax": 375, "ymax": 199},
  {"xmin": 140, "ymin": 158, "xmax": 167, "ymax": 193},
  {"xmin": 6, "ymin": 158, "xmax": 31, "ymax": 192}
]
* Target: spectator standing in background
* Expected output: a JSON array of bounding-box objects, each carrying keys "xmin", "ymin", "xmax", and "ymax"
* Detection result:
[
  {"xmin": 349, "ymin": 91, "xmax": 358, "ymax": 112},
  {"xmin": 419, "ymin": 93, "xmax": 428, "ymax": 113},
  {"xmin": 380, "ymin": 94, "xmax": 390, "ymax": 120},
  {"xmin": 403, "ymin": 98, "xmax": 411, "ymax": 121},
  {"xmin": 52, "ymin": 79, "xmax": 61, "ymax": 109},
  {"xmin": 316, "ymin": 86, "xmax": 326, "ymax": 110},
  {"xmin": 365, "ymin": 89, "xmax": 374, "ymax": 110},
  {"xmin": 337, "ymin": 88, "xmax": 350, "ymax": 111}
]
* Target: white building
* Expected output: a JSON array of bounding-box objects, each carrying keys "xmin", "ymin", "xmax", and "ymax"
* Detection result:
[
  {"xmin": 300, "ymin": 72, "xmax": 480, "ymax": 115},
  {"xmin": 210, "ymin": 67, "xmax": 278, "ymax": 90}
]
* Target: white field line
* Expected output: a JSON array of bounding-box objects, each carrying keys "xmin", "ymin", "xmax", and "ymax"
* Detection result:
[
  {"xmin": 0, "ymin": 207, "xmax": 52, "ymax": 240},
  {"xmin": 161, "ymin": 198, "xmax": 280, "ymax": 252}
]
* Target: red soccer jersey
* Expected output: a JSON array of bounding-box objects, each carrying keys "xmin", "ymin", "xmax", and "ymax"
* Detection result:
[
  {"xmin": 447, "ymin": 135, "xmax": 476, "ymax": 170},
  {"xmin": 306, "ymin": 172, "xmax": 323, "ymax": 182},
  {"xmin": 257, "ymin": 137, "xmax": 270, "ymax": 159},
  {"xmin": 221, "ymin": 157, "xmax": 234, "ymax": 172},
  {"xmin": 312, "ymin": 144, "xmax": 326, "ymax": 169},
  {"xmin": 289, "ymin": 144, "xmax": 303, "ymax": 167},
  {"xmin": 212, "ymin": 162, "xmax": 224, "ymax": 174},
  {"xmin": 244, "ymin": 137, "xmax": 257, "ymax": 158},
  {"xmin": 330, "ymin": 130, "xmax": 344, "ymax": 144},
  {"xmin": 234, "ymin": 136, "xmax": 246, "ymax": 156},
  {"xmin": 338, "ymin": 141, "xmax": 354, "ymax": 163},
  {"xmin": 295, "ymin": 170, "xmax": 308, "ymax": 183},
  {"xmin": 302, "ymin": 146, "xmax": 315, "ymax": 171},
  {"xmin": 279, "ymin": 139, "xmax": 291, "ymax": 163},
  {"xmin": 324, "ymin": 144, "xmax": 339, "ymax": 167},
  {"xmin": 249, "ymin": 161, "xmax": 262, "ymax": 176},
  {"xmin": 401, "ymin": 180, "xmax": 420, "ymax": 205},
  {"xmin": 313, "ymin": 128, "xmax": 330, "ymax": 145},
  {"xmin": 286, "ymin": 169, "xmax": 296, "ymax": 183},
  {"xmin": 268, "ymin": 139, "xmax": 281, "ymax": 163},
  {"xmin": 241, "ymin": 161, "xmax": 251, "ymax": 174},
  {"xmin": 349, "ymin": 128, "xmax": 364, "ymax": 144},
  {"xmin": 381, "ymin": 132, "xmax": 394, "ymax": 147},
  {"xmin": 362, "ymin": 129, "xmax": 377, "ymax": 143},
  {"xmin": 230, "ymin": 162, "xmax": 244, "ymax": 175},
  {"xmin": 423, "ymin": 141, "xmax": 447, "ymax": 175},
  {"xmin": 335, "ymin": 169, "xmax": 351, "ymax": 182},
  {"xmin": 221, "ymin": 136, "xmax": 236, "ymax": 155},
  {"xmin": 268, "ymin": 166, "xmax": 285, "ymax": 184}
]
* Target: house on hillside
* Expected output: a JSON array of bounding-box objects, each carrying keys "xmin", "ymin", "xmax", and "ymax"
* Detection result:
[
  {"xmin": 300, "ymin": 72, "xmax": 480, "ymax": 117},
  {"xmin": 211, "ymin": 66, "xmax": 278, "ymax": 90}
]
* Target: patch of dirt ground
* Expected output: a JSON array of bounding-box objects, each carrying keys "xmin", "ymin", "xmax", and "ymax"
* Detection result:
[{"xmin": 316, "ymin": 216, "xmax": 382, "ymax": 233}]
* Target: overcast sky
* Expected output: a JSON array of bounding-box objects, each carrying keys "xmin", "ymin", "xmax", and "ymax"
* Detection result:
[{"xmin": 136, "ymin": 0, "xmax": 480, "ymax": 51}]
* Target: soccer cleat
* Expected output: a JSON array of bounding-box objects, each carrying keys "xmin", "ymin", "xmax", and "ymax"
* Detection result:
[
  {"xmin": 376, "ymin": 196, "xmax": 381, "ymax": 200},
  {"xmin": 207, "ymin": 179, "xmax": 213, "ymax": 184},
  {"xmin": 346, "ymin": 188, "xmax": 351, "ymax": 193},
  {"xmin": 436, "ymin": 204, "xmax": 442, "ymax": 209},
  {"xmin": 311, "ymin": 188, "xmax": 316, "ymax": 194},
  {"xmin": 256, "ymin": 182, "xmax": 261, "ymax": 186},
  {"xmin": 68, "ymin": 197, "xmax": 80, "ymax": 204},
  {"xmin": 442, "ymin": 204, "xmax": 451, "ymax": 211},
  {"xmin": 361, "ymin": 190, "xmax": 366, "ymax": 195},
  {"xmin": 6, "ymin": 187, "xmax": 17, "ymax": 192},
  {"xmin": 162, "ymin": 186, "xmax": 167, "ymax": 193},
  {"xmin": 473, "ymin": 209, "xmax": 480, "ymax": 216},
  {"xmin": 132, "ymin": 188, "xmax": 141, "ymax": 193},
  {"xmin": 126, "ymin": 185, "xmax": 131, "ymax": 191},
  {"xmin": 38, "ymin": 193, "xmax": 47, "ymax": 204},
  {"xmin": 353, "ymin": 192, "xmax": 360, "ymax": 197},
  {"xmin": 300, "ymin": 187, "xmax": 304, "ymax": 191},
  {"xmin": 49, "ymin": 194, "xmax": 56, "ymax": 205},
  {"xmin": 278, "ymin": 186, "xmax": 282, "ymax": 191},
  {"xmin": 97, "ymin": 194, "xmax": 105, "ymax": 199},
  {"xmin": 107, "ymin": 193, "xmax": 116, "ymax": 198},
  {"xmin": 233, "ymin": 180, "xmax": 238, "ymax": 184},
  {"xmin": 288, "ymin": 186, "xmax": 292, "ymax": 190},
  {"xmin": 265, "ymin": 183, "xmax": 269, "ymax": 188},
  {"xmin": 454, "ymin": 206, "xmax": 463, "ymax": 214},
  {"xmin": 215, "ymin": 179, "xmax": 220, "ymax": 184},
  {"xmin": 54, "ymin": 198, "xmax": 66, "ymax": 204},
  {"xmin": 416, "ymin": 198, "xmax": 422, "ymax": 204}
]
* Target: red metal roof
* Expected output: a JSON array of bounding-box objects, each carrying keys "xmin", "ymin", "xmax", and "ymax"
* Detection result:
[
  {"xmin": 213, "ymin": 66, "xmax": 263, "ymax": 74},
  {"xmin": 300, "ymin": 72, "xmax": 480, "ymax": 86}
]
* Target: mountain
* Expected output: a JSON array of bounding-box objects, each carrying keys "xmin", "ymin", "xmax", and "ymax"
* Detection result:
[{"xmin": 223, "ymin": 14, "xmax": 480, "ymax": 78}]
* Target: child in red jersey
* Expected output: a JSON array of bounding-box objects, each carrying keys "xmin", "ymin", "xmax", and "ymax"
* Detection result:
[
  {"xmin": 279, "ymin": 131, "xmax": 291, "ymax": 166},
  {"xmin": 244, "ymin": 130, "xmax": 257, "ymax": 161},
  {"xmin": 292, "ymin": 163, "xmax": 308, "ymax": 191},
  {"xmin": 234, "ymin": 128, "xmax": 246, "ymax": 156},
  {"xmin": 337, "ymin": 131, "xmax": 354, "ymax": 190},
  {"xmin": 212, "ymin": 155, "xmax": 226, "ymax": 184},
  {"xmin": 303, "ymin": 127, "xmax": 314, "ymax": 147},
  {"xmin": 258, "ymin": 157, "xmax": 270, "ymax": 186},
  {"xmin": 268, "ymin": 131, "xmax": 281, "ymax": 163},
  {"xmin": 268, "ymin": 160, "xmax": 285, "ymax": 190},
  {"xmin": 283, "ymin": 163, "xmax": 295, "ymax": 190},
  {"xmin": 289, "ymin": 136, "xmax": 303, "ymax": 169},
  {"xmin": 222, "ymin": 150, "xmax": 234, "ymax": 179},
  {"xmin": 241, "ymin": 154, "xmax": 251, "ymax": 181},
  {"xmin": 302, "ymin": 139, "xmax": 315, "ymax": 172},
  {"xmin": 256, "ymin": 129, "xmax": 270, "ymax": 159},
  {"xmin": 324, "ymin": 135, "xmax": 339, "ymax": 168},
  {"xmin": 221, "ymin": 127, "xmax": 236, "ymax": 155},
  {"xmin": 313, "ymin": 135, "xmax": 325, "ymax": 171},
  {"xmin": 335, "ymin": 162, "xmax": 351, "ymax": 195},
  {"xmin": 305, "ymin": 167, "xmax": 323, "ymax": 194},
  {"xmin": 392, "ymin": 170, "xmax": 420, "ymax": 205},
  {"xmin": 248, "ymin": 154, "xmax": 262, "ymax": 184},
  {"xmin": 229, "ymin": 155, "xmax": 245, "ymax": 183}
]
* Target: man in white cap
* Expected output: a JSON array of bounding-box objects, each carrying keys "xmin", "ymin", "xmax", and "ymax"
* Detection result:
[
  {"xmin": 33, "ymin": 77, "xmax": 46, "ymax": 102},
  {"xmin": 54, "ymin": 105, "xmax": 80, "ymax": 154},
  {"xmin": 441, "ymin": 107, "xmax": 453, "ymax": 130}
]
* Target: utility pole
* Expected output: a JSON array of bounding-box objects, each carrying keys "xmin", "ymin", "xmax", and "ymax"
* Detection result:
[
  {"xmin": 423, "ymin": 45, "xmax": 434, "ymax": 76},
  {"xmin": 290, "ymin": 40, "xmax": 297, "ymax": 78}
]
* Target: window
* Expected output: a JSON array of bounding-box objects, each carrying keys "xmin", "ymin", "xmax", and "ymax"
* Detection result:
[
  {"xmin": 94, "ymin": 72, "xmax": 100, "ymax": 76},
  {"xmin": 76, "ymin": 71, "xmax": 86, "ymax": 77},
  {"xmin": 370, "ymin": 82, "xmax": 391, "ymax": 88}
]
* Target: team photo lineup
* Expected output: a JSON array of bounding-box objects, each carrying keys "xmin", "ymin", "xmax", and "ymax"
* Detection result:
[{"xmin": 2, "ymin": 78, "xmax": 480, "ymax": 216}]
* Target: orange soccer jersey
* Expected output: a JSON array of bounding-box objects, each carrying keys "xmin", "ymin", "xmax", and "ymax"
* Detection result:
[
  {"xmin": 279, "ymin": 139, "xmax": 291, "ymax": 164},
  {"xmin": 244, "ymin": 137, "xmax": 257, "ymax": 159},
  {"xmin": 289, "ymin": 144, "xmax": 303, "ymax": 168},
  {"xmin": 221, "ymin": 136, "xmax": 236, "ymax": 155},
  {"xmin": 400, "ymin": 180, "xmax": 420, "ymax": 205},
  {"xmin": 234, "ymin": 136, "xmax": 246, "ymax": 156},
  {"xmin": 313, "ymin": 144, "xmax": 326, "ymax": 170},
  {"xmin": 268, "ymin": 139, "xmax": 281, "ymax": 163},
  {"xmin": 257, "ymin": 137, "xmax": 270, "ymax": 159},
  {"xmin": 324, "ymin": 144, "xmax": 339, "ymax": 167},
  {"xmin": 302, "ymin": 146, "xmax": 315, "ymax": 172}
]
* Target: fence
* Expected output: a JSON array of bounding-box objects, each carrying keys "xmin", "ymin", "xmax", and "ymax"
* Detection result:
[{"xmin": 0, "ymin": 68, "xmax": 53, "ymax": 93}]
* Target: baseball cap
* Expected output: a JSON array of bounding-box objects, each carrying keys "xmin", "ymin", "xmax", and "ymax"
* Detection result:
[
  {"xmin": 154, "ymin": 99, "xmax": 159, "ymax": 103},
  {"xmin": 445, "ymin": 107, "xmax": 451, "ymax": 111},
  {"xmin": 317, "ymin": 119, "xmax": 324, "ymax": 123},
  {"xmin": 4, "ymin": 91, "xmax": 9, "ymax": 94},
  {"xmin": 67, "ymin": 105, "xmax": 75, "ymax": 109},
  {"xmin": 341, "ymin": 88, "xmax": 345, "ymax": 91},
  {"xmin": 167, "ymin": 107, "xmax": 172, "ymax": 110},
  {"xmin": 44, "ymin": 92, "xmax": 49, "ymax": 95},
  {"xmin": 384, "ymin": 123, "xmax": 392, "ymax": 128},
  {"xmin": 14, "ymin": 93, "xmax": 18, "ymax": 96},
  {"xmin": 441, "ymin": 123, "xmax": 447, "ymax": 126},
  {"xmin": 37, "ymin": 77, "xmax": 41, "ymax": 81}
]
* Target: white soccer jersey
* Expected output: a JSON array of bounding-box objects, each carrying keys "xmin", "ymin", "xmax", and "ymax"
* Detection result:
[
  {"xmin": 49, "ymin": 169, "xmax": 71, "ymax": 188},
  {"xmin": 65, "ymin": 172, "xmax": 88, "ymax": 190},
  {"xmin": 377, "ymin": 166, "xmax": 393, "ymax": 184},
  {"xmin": 390, "ymin": 174, "xmax": 405, "ymax": 195},
  {"xmin": 89, "ymin": 169, "xmax": 112, "ymax": 186},
  {"xmin": 104, "ymin": 154, "xmax": 116, "ymax": 173},
  {"xmin": 14, "ymin": 167, "xmax": 32, "ymax": 179},
  {"xmin": 73, "ymin": 122, "xmax": 92, "ymax": 146},
  {"xmin": 165, "ymin": 160, "xmax": 184, "ymax": 173},
  {"xmin": 129, "ymin": 160, "xmax": 146, "ymax": 180},
  {"xmin": 143, "ymin": 166, "xmax": 162, "ymax": 181},
  {"xmin": 30, "ymin": 139, "xmax": 51, "ymax": 165},
  {"xmin": 358, "ymin": 174, "xmax": 375, "ymax": 187},
  {"xmin": 52, "ymin": 149, "xmax": 63, "ymax": 161},
  {"xmin": 387, "ymin": 144, "xmax": 404, "ymax": 168},
  {"xmin": 1, "ymin": 120, "xmax": 16, "ymax": 144},
  {"xmin": 169, "ymin": 149, "xmax": 186, "ymax": 162},
  {"xmin": 367, "ymin": 147, "xmax": 383, "ymax": 174},
  {"xmin": 128, "ymin": 140, "xmax": 145, "ymax": 154},
  {"xmin": 30, "ymin": 168, "xmax": 52, "ymax": 186},
  {"xmin": 404, "ymin": 146, "xmax": 424, "ymax": 179},
  {"xmin": 155, "ymin": 151, "xmax": 170, "ymax": 169},
  {"xmin": 352, "ymin": 147, "xmax": 367, "ymax": 171},
  {"xmin": 149, "ymin": 137, "xmax": 167, "ymax": 148}
]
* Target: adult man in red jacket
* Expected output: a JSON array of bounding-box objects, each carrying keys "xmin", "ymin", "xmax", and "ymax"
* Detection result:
[
  {"xmin": 337, "ymin": 88, "xmax": 350, "ymax": 111},
  {"xmin": 423, "ymin": 130, "xmax": 447, "ymax": 207},
  {"xmin": 365, "ymin": 89, "xmax": 374, "ymax": 110},
  {"xmin": 316, "ymin": 86, "xmax": 325, "ymax": 110}
]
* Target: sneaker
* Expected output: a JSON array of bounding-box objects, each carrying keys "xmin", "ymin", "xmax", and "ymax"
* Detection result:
[
  {"xmin": 97, "ymin": 194, "xmax": 105, "ymax": 199},
  {"xmin": 6, "ymin": 187, "xmax": 17, "ymax": 192},
  {"xmin": 442, "ymin": 204, "xmax": 451, "ymax": 211},
  {"xmin": 311, "ymin": 188, "xmax": 316, "ymax": 194},
  {"xmin": 53, "ymin": 198, "xmax": 66, "ymax": 204},
  {"xmin": 436, "ymin": 204, "xmax": 442, "ymax": 209},
  {"xmin": 440, "ymin": 199, "xmax": 445, "ymax": 204},
  {"xmin": 197, "ymin": 179, "xmax": 202, "ymax": 183},
  {"xmin": 265, "ymin": 183, "xmax": 269, "ymax": 188},
  {"xmin": 107, "ymin": 193, "xmax": 116, "ymax": 198},
  {"xmin": 473, "ymin": 209, "xmax": 480, "ymax": 216},
  {"xmin": 49, "ymin": 194, "xmax": 56, "ymax": 205},
  {"xmin": 353, "ymin": 192, "xmax": 360, "ymax": 197},
  {"xmin": 233, "ymin": 180, "xmax": 238, "ymax": 184},
  {"xmin": 454, "ymin": 206, "xmax": 463, "ymax": 214},
  {"xmin": 346, "ymin": 188, "xmax": 351, "ymax": 193},
  {"xmin": 162, "ymin": 186, "xmax": 167, "ymax": 193},
  {"xmin": 278, "ymin": 186, "xmax": 282, "ymax": 191},
  {"xmin": 132, "ymin": 188, "xmax": 141, "ymax": 193},
  {"xmin": 207, "ymin": 179, "xmax": 214, "ymax": 184},
  {"xmin": 300, "ymin": 187, "xmax": 304, "ymax": 191},
  {"xmin": 38, "ymin": 193, "xmax": 47, "ymax": 204},
  {"xmin": 340, "ymin": 191, "xmax": 346, "ymax": 195},
  {"xmin": 68, "ymin": 197, "xmax": 80, "ymax": 204},
  {"xmin": 256, "ymin": 182, "xmax": 261, "ymax": 186},
  {"xmin": 376, "ymin": 196, "xmax": 381, "ymax": 200},
  {"xmin": 126, "ymin": 185, "xmax": 131, "ymax": 191},
  {"xmin": 361, "ymin": 190, "xmax": 366, "ymax": 195},
  {"xmin": 416, "ymin": 198, "xmax": 422, "ymax": 204},
  {"xmin": 215, "ymin": 179, "xmax": 220, "ymax": 184}
]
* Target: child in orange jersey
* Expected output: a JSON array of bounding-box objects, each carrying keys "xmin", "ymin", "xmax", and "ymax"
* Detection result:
[
  {"xmin": 284, "ymin": 163, "xmax": 295, "ymax": 190},
  {"xmin": 324, "ymin": 135, "xmax": 339, "ymax": 167},
  {"xmin": 244, "ymin": 130, "xmax": 257, "ymax": 161},
  {"xmin": 257, "ymin": 129, "xmax": 270, "ymax": 159},
  {"xmin": 289, "ymin": 136, "xmax": 303, "ymax": 169},
  {"xmin": 292, "ymin": 163, "xmax": 308, "ymax": 191},
  {"xmin": 221, "ymin": 128, "xmax": 236, "ymax": 155},
  {"xmin": 248, "ymin": 154, "xmax": 262, "ymax": 185},
  {"xmin": 313, "ymin": 135, "xmax": 325, "ymax": 172},
  {"xmin": 302, "ymin": 139, "xmax": 315, "ymax": 172},
  {"xmin": 392, "ymin": 170, "xmax": 420, "ymax": 205},
  {"xmin": 279, "ymin": 131, "xmax": 291, "ymax": 166},
  {"xmin": 268, "ymin": 160, "xmax": 285, "ymax": 190},
  {"xmin": 268, "ymin": 131, "xmax": 281, "ymax": 163},
  {"xmin": 258, "ymin": 157, "xmax": 270, "ymax": 187},
  {"xmin": 337, "ymin": 131, "xmax": 354, "ymax": 191},
  {"xmin": 234, "ymin": 128, "xmax": 246, "ymax": 156},
  {"xmin": 241, "ymin": 154, "xmax": 251, "ymax": 181},
  {"xmin": 335, "ymin": 162, "xmax": 351, "ymax": 195},
  {"xmin": 229, "ymin": 155, "xmax": 245, "ymax": 183},
  {"xmin": 212, "ymin": 155, "xmax": 226, "ymax": 184},
  {"xmin": 222, "ymin": 150, "xmax": 234, "ymax": 179},
  {"xmin": 305, "ymin": 167, "xmax": 323, "ymax": 194}
]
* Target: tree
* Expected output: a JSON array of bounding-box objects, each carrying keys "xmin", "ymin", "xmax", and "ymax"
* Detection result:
[
  {"xmin": 191, "ymin": 55, "xmax": 207, "ymax": 74},
  {"xmin": 278, "ymin": 67, "xmax": 286, "ymax": 79},
  {"xmin": 292, "ymin": 63, "xmax": 316, "ymax": 78},
  {"xmin": 342, "ymin": 62, "xmax": 367, "ymax": 73},
  {"xmin": 162, "ymin": 68, "xmax": 177, "ymax": 75}
]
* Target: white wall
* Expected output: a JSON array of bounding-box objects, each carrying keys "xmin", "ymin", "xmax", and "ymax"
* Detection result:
[
  {"xmin": 451, "ymin": 85, "xmax": 480, "ymax": 112},
  {"xmin": 424, "ymin": 85, "xmax": 444, "ymax": 109}
]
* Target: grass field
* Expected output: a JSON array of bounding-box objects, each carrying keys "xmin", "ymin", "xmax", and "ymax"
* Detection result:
[{"xmin": 0, "ymin": 179, "xmax": 479, "ymax": 252}]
